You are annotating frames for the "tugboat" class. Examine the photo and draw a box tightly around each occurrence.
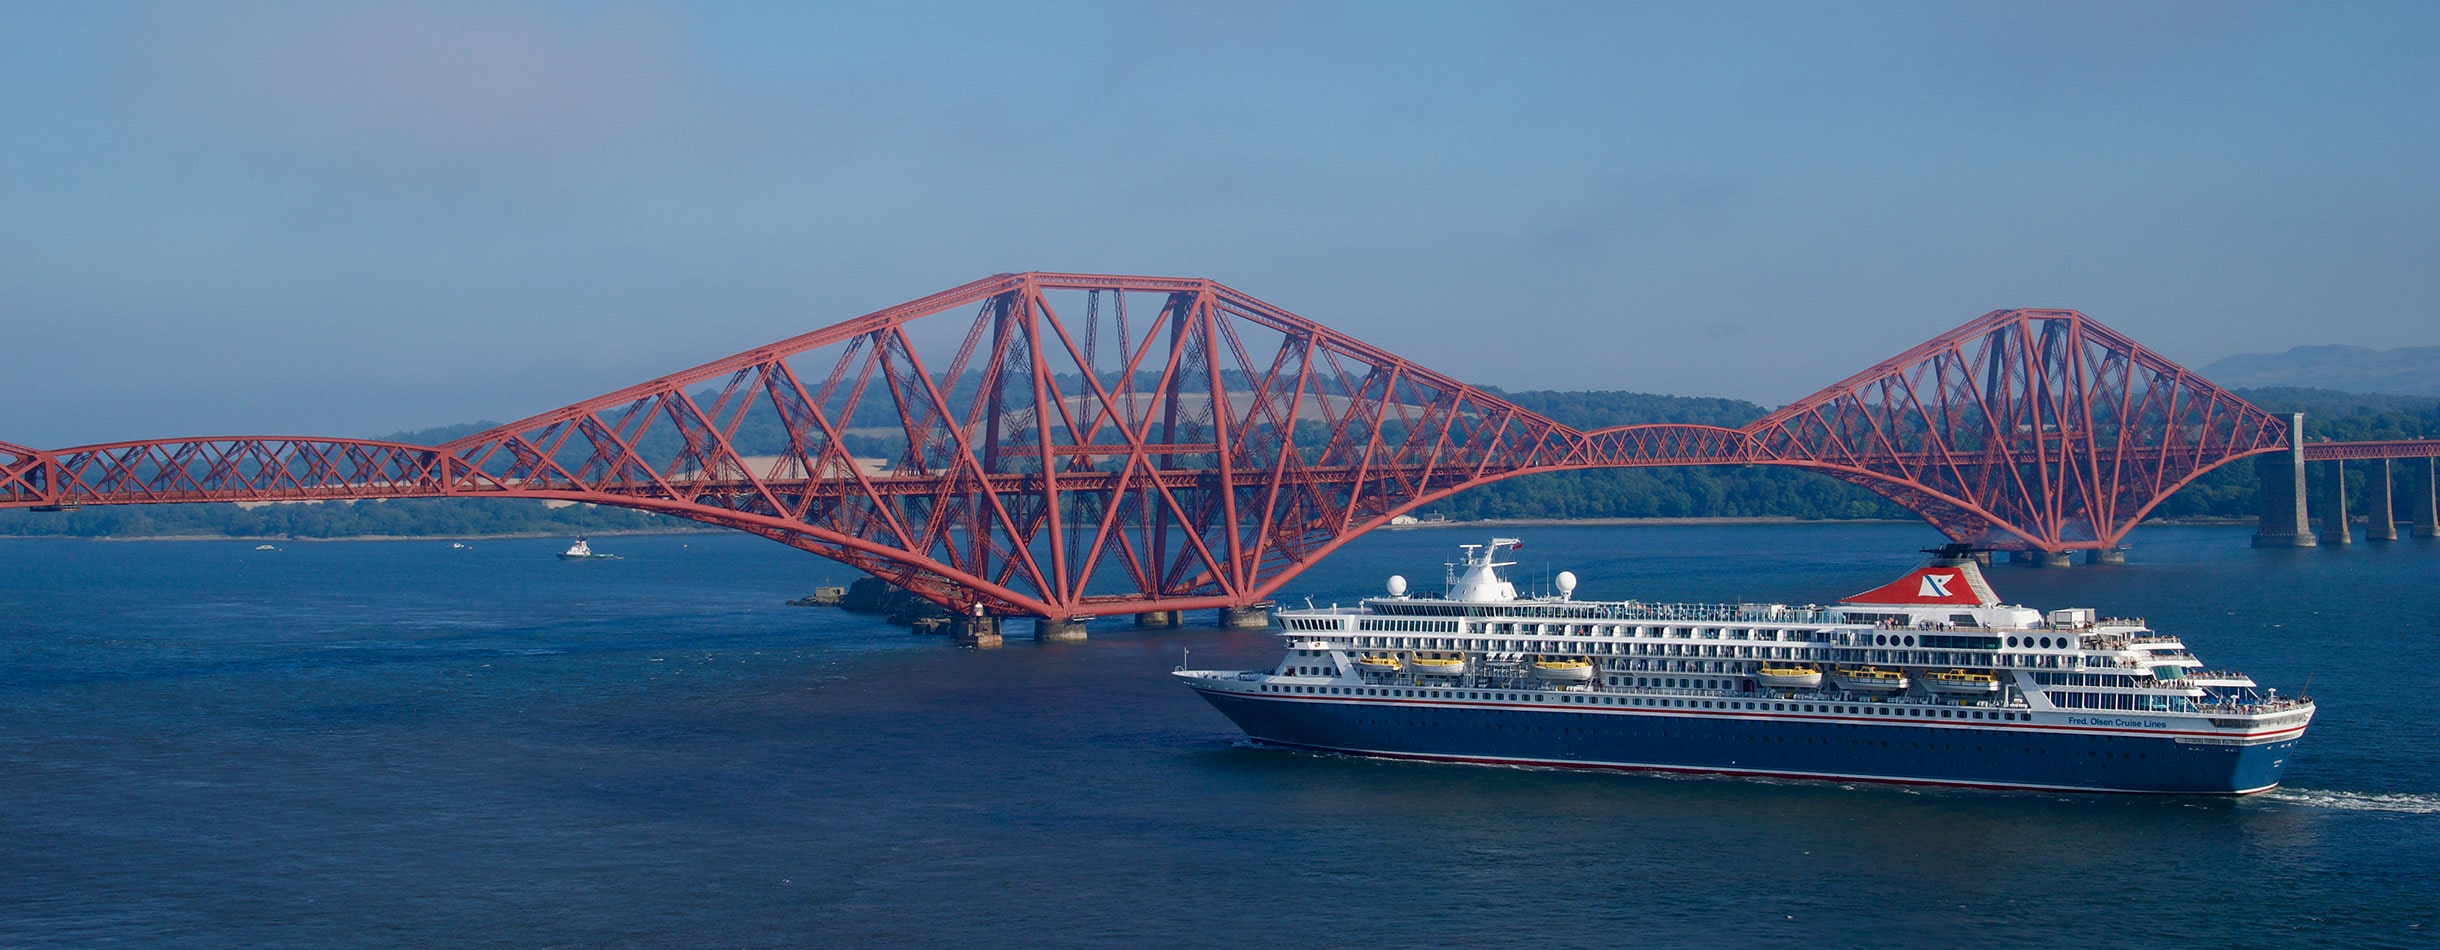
[557,538,622,561]
[1176,539,2314,794]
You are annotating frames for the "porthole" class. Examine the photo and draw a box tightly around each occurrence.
[1903,635,1916,647]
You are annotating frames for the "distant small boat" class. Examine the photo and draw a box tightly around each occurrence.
[450,542,469,550]
[253,544,278,551]
[558,539,621,561]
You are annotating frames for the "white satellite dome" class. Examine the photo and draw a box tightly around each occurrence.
[1554,571,1577,599]
[1386,574,1408,597]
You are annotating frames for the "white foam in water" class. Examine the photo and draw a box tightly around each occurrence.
[2261,788,2440,814]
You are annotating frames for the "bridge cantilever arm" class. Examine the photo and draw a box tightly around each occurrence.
[0,440,59,507]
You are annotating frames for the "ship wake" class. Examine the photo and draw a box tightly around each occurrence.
[2260,788,2440,814]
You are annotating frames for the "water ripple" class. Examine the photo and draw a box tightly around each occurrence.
[2260,787,2440,814]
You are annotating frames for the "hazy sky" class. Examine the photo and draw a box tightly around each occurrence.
[4,2,2435,446]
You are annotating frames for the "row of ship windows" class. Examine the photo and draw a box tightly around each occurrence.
[1346,638,1824,659]
[2050,691,2198,712]
[1255,684,2033,722]
[1342,721,2159,761]
[2035,672,2150,687]
[1288,619,1834,642]
[1304,622,2099,655]
[1334,638,2101,672]
[1475,623,1813,641]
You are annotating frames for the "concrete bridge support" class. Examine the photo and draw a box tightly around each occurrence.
[2411,459,2439,539]
[2253,413,2316,547]
[2007,549,2073,568]
[1134,611,1181,628]
[2318,460,2352,545]
[2366,459,2398,541]
[1218,605,1273,629]
[952,611,1002,648]
[2083,548,2127,565]
[1033,617,1089,642]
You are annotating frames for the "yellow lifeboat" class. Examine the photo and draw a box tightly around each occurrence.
[1529,656,1595,683]
[1924,669,2000,695]
[1831,666,1909,693]
[1753,665,1824,690]
[1410,653,1468,677]
[1355,653,1404,673]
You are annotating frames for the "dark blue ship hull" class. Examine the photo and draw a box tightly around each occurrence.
[1197,690,2293,794]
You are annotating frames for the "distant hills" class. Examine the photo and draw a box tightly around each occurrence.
[2201,345,2440,397]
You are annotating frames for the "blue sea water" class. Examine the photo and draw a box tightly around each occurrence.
[0,524,2435,948]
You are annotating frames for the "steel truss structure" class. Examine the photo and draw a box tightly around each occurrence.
[1,275,2403,617]
[1747,308,2289,551]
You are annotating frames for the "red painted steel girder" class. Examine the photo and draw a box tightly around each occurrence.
[2301,440,2440,461]
[0,283,2371,611]
[1743,308,2287,551]
[0,440,55,507]
[14,275,1606,618]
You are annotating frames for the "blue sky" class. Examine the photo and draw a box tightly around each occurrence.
[3,2,2434,445]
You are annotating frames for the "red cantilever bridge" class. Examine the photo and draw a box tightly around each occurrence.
[2,273,2433,622]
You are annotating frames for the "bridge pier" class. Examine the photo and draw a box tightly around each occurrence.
[1033,617,1089,642]
[951,610,1002,648]
[2007,550,2073,568]
[1218,605,1273,629]
[2367,459,2398,541]
[2317,460,2352,545]
[2416,459,2440,539]
[2082,548,2126,565]
[2253,413,2317,548]
[1134,611,1181,628]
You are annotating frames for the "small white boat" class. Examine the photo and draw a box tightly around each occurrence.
[1832,667,1909,693]
[1924,669,2000,694]
[1753,666,1824,690]
[1410,654,1467,677]
[1529,657,1595,683]
[450,542,469,550]
[253,544,278,551]
[558,539,622,561]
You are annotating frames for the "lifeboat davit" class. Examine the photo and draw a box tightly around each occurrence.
[1529,657,1595,683]
[1410,654,1467,677]
[1832,666,1909,693]
[1753,666,1824,690]
[1355,653,1404,673]
[1924,669,2000,694]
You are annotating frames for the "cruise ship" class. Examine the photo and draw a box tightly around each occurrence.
[1178,539,2311,794]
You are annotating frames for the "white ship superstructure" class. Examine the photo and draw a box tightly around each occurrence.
[1178,539,2312,794]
